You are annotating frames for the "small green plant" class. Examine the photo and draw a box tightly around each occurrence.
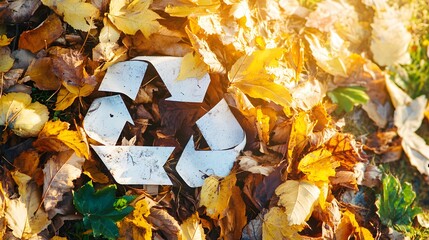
[73,181,136,240]
[327,86,369,113]
[376,174,422,232]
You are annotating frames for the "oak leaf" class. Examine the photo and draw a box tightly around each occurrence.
[42,150,84,212]
[275,180,320,225]
[4,171,51,239]
[108,0,161,37]
[41,0,99,31]
[33,120,90,159]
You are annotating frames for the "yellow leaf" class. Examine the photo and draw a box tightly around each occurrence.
[33,120,90,159]
[41,0,99,31]
[51,236,68,240]
[0,92,49,137]
[0,183,5,239]
[55,80,95,110]
[181,212,206,240]
[336,210,374,240]
[119,198,152,240]
[275,180,320,225]
[199,174,236,219]
[108,0,161,37]
[0,35,13,46]
[83,159,109,183]
[99,17,121,43]
[229,49,292,108]
[4,171,51,239]
[298,148,340,182]
[0,46,14,72]
[165,0,221,17]
[177,51,208,80]
[262,207,304,240]
[287,112,314,170]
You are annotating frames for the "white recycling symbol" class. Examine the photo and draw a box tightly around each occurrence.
[83,56,245,187]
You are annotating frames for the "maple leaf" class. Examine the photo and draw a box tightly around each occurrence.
[199,174,236,220]
[33,120,90,159]
[0,46,14,73]
[4,171,51,239]
[298,148,340,182]
[181,213,206,240]
[0,92,49,137]
[108,0,161,37]
[41,0,99,31]
[275,180,320,225]
[228,49,292,108]
[262,207,304,240]
[42,150,84,212]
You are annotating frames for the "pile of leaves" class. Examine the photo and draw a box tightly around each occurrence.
[1,0,429,239]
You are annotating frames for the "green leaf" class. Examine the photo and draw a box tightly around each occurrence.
[73,181,135,240]
[376,174,422,232]
[327,86,369,113]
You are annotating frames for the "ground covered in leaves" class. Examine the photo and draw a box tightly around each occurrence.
[1,0,429,239]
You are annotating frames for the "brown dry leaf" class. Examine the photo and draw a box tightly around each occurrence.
[324,133,363,171]
[33,120,90,159]
[148,207,182,239]
[0,184,5,239]
[0,46,14,73]
[83,158,109,183]
[287,111,314,172]
[18,14,63,53]
[262,207,304,240]
[336,210,374,240]
[4,171,51,239]
[13,150,42,181]
[26,57,62,90]
[219,185,247,239]
[181,212,206,240]
[42,150,84,212]
[108,0,161,37]
[275,180,320,225]
[41,0,99,31]
[199,174,236,220]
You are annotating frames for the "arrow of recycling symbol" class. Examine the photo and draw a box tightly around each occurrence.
[83,57,245,187]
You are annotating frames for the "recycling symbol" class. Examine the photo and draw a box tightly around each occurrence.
[83,56,246,187]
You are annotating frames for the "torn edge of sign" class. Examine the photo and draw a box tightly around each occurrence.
[83,95,133,145]
[92,145,175,185]
[133,56,211,103]
[176,99,246,187]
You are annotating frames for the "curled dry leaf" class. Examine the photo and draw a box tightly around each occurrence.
[42,150,84,212]
[18,14,64,53]
[0,92,49,137]
[33,120,90,159]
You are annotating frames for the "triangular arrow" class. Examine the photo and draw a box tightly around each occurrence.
[133,56,211,103]
[98,61,148,100]
[83,95,133,145]
[92,145,174,185]
[176,99,246,187]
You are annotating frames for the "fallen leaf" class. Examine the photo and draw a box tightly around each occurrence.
[336,210,374,240]
[26,57,62,90]
[41,0,99,31]
[181,213,206,240]
[18,14,63,53]
[119,198,152,240]
[4,171,51,239]
[33,120,90,159]
[298,148,340,182]
[147,207,182,239]
[275,180,320,225]
[13,150,41,180]
[83,158,109,183]
[0,46,14,72]
[262,207,304,240]
[42,150,84,212]
[177,51,208,80]
[241,212,263,240]
[165,0,220,17]
[219,184,247,239]
[0,183,5,239]
[55,81,95,110]
[199,174,236,220]
[108,0,161,37]
[0,92,49,137]
[0,34,13,46]
[287,111,314,171]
